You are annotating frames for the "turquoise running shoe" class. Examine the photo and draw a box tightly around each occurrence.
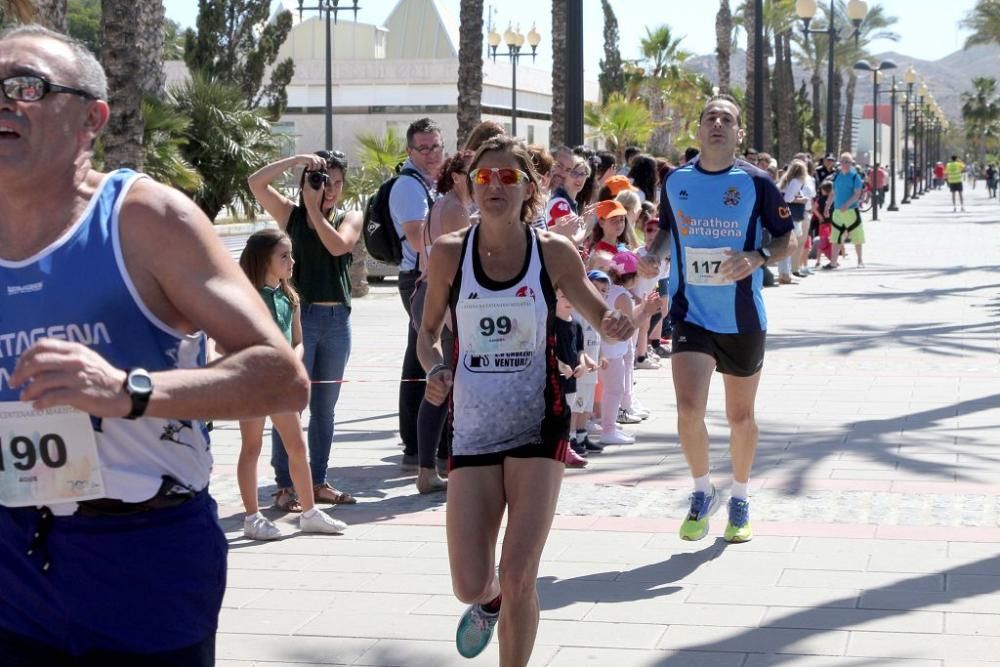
[679,484,721,541]
[455,602,499,658]
[724,497,753,543]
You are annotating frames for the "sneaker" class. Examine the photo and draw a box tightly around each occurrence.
[650,342,671,358]
[586,419,603,436]
[243,514,282,541]
[678,485,721,541]
[400,453,419,473]
[629,398,651,420]
[563,447,588,468]
[634,356,660,370]
[455,603,499,658]
[599,429,635,445]
[300,509,347,534]
[582,435,604,453]
[570,440,588,457]
[616,408,643,425]
[723,498,753,543]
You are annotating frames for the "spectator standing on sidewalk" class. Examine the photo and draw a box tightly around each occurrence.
[249,149,362,509]
[391,118,445,471]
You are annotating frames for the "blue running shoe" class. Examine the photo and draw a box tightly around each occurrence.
[679,484,721,541]
[724,497,753,543]
[455,602,499,658]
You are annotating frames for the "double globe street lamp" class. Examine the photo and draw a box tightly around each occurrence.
[901,65,918,204]
[853,59,896,220]
[487,22,542,138]
[795,0,870,155]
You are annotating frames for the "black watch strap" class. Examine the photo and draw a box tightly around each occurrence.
[123,368,153,420]
[757,248,770,262]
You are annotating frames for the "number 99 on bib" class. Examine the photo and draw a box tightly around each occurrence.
[456,297,538,356]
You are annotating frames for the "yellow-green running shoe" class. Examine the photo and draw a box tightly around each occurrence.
[724,497,753,543]
[679,484,721,541]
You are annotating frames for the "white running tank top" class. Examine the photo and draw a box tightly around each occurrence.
[449,224,566,456]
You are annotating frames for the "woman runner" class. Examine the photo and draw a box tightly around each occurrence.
[417,136,634,666]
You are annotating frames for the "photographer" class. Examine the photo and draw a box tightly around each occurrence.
[249,151,362,510]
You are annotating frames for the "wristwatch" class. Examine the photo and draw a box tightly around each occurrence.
[123,368,153,420]
[756,247,772,263]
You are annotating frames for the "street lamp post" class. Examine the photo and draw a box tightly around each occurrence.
[853,59,895,221]
[901,65,917,204]
[796,0,869,156]
[296,0,362,152]
[887,76,900,211]
[487,22,542,138]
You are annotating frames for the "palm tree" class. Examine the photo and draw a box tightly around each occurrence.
[456,0,483,149]
[550,0,567,146]
[716,0,733,94]
[33,0,64,31]
[101,0,144,170]
[640,24,693,155]
[961,77,1000,161]
[136,0,166,97]
[962,0,1000,48]
[584,93,657,160]
[140,96,202,192]
[169,74,287,221]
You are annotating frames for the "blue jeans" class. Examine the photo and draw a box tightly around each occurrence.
[272,303,351,488]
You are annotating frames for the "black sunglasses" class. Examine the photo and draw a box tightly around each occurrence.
[315,149,348,169]
[1,75,96,102]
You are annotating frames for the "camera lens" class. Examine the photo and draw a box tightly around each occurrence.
[308,171,328,190]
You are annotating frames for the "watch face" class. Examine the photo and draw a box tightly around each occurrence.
[128,371,153,393]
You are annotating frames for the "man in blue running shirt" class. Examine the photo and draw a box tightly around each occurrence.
[0,26,309,665]
[639,95,794,544]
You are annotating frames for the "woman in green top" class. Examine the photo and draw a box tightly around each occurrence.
[249,151,362,511]
[237,230,348,539]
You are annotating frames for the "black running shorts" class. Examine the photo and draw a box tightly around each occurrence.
[450,439,567,470]
[671,321,766,377]
[949,182,963,193]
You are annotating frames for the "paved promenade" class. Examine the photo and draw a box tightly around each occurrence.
[211,186,1000,666]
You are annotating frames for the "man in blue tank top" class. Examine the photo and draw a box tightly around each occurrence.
[0,26,309,665]
[639,95,795,545]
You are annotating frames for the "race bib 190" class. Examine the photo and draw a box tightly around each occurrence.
[456,297,537,356]
[685,247,733,286]
[0,403,105,508]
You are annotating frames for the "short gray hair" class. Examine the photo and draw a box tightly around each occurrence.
[0,24,108,100]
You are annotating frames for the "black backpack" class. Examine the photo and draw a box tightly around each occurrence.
[362,167,433,265]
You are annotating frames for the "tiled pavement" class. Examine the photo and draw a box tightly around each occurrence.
[210,186,1000,666]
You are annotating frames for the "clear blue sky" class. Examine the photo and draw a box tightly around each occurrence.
[164,0,976,76]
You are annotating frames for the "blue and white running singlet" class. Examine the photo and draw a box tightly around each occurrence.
[659,160,794,334]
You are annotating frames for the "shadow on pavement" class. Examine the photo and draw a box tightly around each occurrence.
[538,539,729,611]
[653,554,1000,664]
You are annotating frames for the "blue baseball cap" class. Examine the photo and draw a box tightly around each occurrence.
[587,269,610,282]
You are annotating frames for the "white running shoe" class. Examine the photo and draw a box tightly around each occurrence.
[300,509,347,534]
[634,356,661,370]
[617,407,643,424]
[630,398,651,419]
[586,419,603,436]
[600,429,636,445]
[243,514,282,540]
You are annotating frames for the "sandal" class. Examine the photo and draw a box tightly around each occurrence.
[272,487,302,513]
[314,483,357,505]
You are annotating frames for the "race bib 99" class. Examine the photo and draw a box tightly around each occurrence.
[456,297,537,356]
[0,403,104,507]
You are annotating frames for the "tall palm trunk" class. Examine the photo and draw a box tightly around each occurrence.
[101,0,145,170]
[715,0,732,94]
[831,69,843,153]
[32,0,66,32]
[456,0,483,149]
[774,29,798,162]
[840,70,857,154]
[136,0,165,97]
[811,69,823,145]
[762,33,773,155]
[744,0,756,148]
[550,0,567,146]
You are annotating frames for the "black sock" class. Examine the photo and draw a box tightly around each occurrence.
[481,593,502,614]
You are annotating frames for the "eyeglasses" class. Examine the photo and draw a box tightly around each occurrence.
[569,168,589,178]
[1,75,96,102]
[410,143,444,155]
[469,168,529,186]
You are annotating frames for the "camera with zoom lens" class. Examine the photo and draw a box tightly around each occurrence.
[307,170,329,190]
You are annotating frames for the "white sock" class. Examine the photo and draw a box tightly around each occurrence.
[245,511,263,521]
[731,480,749,501]
[693,474,712,495]
[302,507,319,518]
